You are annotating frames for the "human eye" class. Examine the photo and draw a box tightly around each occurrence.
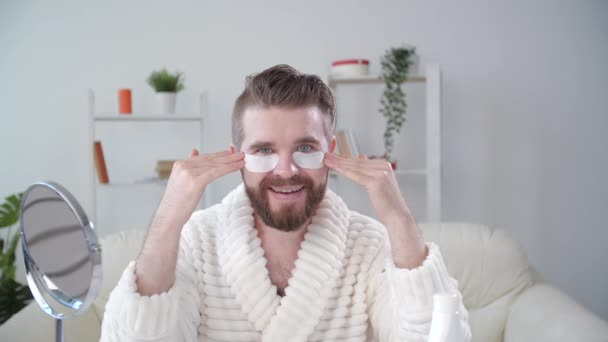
[257,147,273,154]
[297,144,314,153]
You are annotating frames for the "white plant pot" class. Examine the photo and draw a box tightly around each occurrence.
[156,92,177,114]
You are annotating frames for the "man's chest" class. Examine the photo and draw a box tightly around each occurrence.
[266,259,296,296]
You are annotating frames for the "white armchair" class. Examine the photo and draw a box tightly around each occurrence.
[1,223,606,341]
[421,223,608,341]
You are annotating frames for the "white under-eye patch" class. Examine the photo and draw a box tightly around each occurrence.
[293,151,325,169]
[244,151,325,173]
[244,154,279,173]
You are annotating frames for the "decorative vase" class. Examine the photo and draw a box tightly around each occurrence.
[156,92,177,114]
[118,88,132,114]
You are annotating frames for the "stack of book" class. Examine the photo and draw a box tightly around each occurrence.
[335,129,360,158]
[155,160,176,179]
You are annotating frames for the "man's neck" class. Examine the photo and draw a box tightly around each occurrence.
[254,214,310,296]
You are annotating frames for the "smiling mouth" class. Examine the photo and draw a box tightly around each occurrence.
[269,185,304,194]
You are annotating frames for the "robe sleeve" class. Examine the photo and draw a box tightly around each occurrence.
[100,220,203,342]
[367,241,472,341]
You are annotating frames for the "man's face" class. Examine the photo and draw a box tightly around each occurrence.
[238,106,335,232]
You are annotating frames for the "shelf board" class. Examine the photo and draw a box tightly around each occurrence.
[330,168,427,177]
[328,74,426,87]
[94,114,203,122]
[97,179,168,187]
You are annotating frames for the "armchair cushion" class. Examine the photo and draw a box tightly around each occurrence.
[505,283,608,341]
[92,229,146,320]
[419,223,534,342]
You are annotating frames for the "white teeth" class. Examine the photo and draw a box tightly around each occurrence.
[271,186,303,193]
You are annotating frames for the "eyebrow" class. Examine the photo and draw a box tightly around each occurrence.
[294,136,322,146]
[248,141,275,152]
[247,136,322,152]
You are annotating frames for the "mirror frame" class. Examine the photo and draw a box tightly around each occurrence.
[19,181,102,319]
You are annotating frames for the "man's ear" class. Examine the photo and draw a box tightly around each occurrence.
[329,136,337,153]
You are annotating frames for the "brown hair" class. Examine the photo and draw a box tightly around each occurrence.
[232,64,335,149]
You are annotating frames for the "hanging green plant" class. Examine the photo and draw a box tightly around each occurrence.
[379,46,416,164]
[0,192,33,324]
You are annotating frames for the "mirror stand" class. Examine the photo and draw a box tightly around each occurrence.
[56,319,64,342]
[20,181,102,342]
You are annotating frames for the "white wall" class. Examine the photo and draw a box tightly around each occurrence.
[1,0,607,319]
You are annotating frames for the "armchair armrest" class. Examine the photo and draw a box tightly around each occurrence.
[504,283,608,342]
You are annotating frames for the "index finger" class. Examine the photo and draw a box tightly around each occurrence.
[193,150,245,165]
[197,150,232,158]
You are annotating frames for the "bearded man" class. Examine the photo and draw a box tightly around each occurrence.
[101,64,471,342]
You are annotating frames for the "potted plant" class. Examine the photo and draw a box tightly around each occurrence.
[147,68,185,114]
[0,193,33,324]
[379,46,416,168]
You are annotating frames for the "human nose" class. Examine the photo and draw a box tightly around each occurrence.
[272,152,299,178]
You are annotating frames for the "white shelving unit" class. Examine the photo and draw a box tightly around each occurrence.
[93,115,203,122]
[328,64,441,222]
[87,90,208,234]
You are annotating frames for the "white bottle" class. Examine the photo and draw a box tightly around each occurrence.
[428,293,465,342]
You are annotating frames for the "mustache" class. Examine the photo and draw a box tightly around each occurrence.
[260,174,313,188]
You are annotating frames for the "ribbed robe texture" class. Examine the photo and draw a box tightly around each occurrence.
[101,184,470,341]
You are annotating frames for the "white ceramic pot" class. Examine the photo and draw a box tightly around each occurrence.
[156,92,177,114]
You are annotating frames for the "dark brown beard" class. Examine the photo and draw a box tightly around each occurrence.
[245,174,326,232]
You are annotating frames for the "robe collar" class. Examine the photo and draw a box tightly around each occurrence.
[216,183,350,341]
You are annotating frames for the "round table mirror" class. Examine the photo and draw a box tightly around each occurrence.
[19,182,102,342]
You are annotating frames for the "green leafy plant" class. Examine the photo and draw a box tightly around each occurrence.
[379,46,416,163]
[0,193,33,324]
[147,68,185,93]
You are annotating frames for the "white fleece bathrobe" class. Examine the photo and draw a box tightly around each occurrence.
[101,184,470,341]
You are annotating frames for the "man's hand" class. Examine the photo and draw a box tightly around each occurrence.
[155,149,245,229]
[136,148,244,296]
[324,152,427,269]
